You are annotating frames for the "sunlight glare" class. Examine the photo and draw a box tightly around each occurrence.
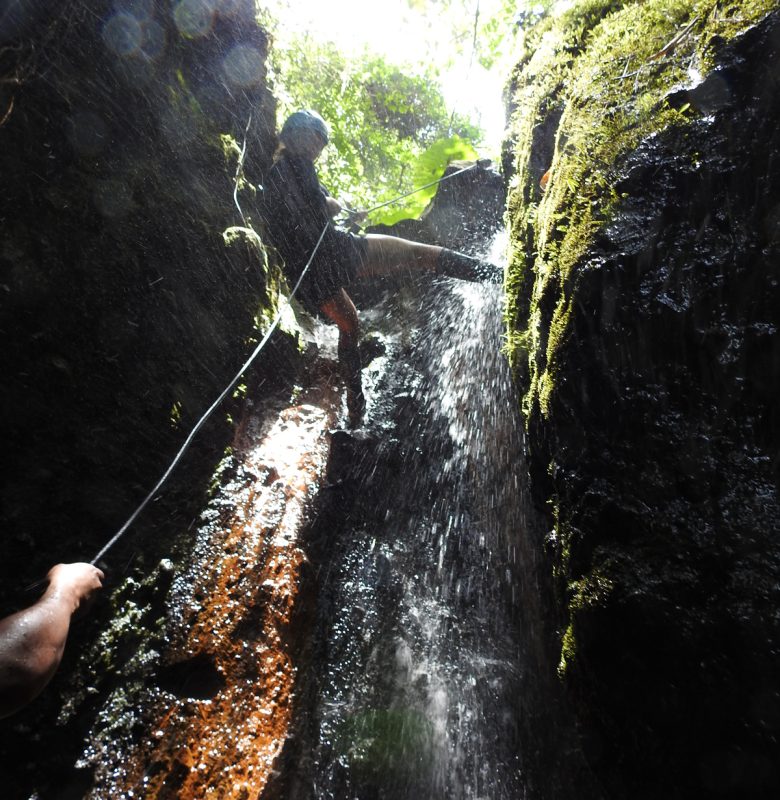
[265,0,509,156]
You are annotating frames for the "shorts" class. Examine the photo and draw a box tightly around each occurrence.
[294,228,368,314]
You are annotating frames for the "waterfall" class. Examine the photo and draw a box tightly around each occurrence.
[277,233,537,799]
[49,230,590,800]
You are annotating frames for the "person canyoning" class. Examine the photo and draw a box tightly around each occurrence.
[261,109,500,424]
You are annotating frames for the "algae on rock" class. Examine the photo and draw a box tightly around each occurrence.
[505,1,780,796]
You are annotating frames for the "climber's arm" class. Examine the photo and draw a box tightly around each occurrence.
[325,196,342,217]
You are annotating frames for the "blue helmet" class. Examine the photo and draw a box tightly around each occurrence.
[280,110,330,146]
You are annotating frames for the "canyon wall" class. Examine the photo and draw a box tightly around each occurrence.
[504,1,780,796]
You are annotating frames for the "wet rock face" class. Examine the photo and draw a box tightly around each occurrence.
[0,6,286,793]
[0,1,278,587]
[520,13,780,799]
[76,386,341,799]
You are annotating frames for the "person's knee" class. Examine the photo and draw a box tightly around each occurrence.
[336,304,359,339]
[320,291,359,339]
[339,319,359,343]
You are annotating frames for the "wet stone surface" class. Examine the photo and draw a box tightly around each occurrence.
[0,239,590,800]
[516,11,780,799]
[72,376,342,799]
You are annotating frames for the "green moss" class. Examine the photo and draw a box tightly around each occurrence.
[558,622,577,677]
[222,224,266,255]
[219,133,243,162]
[169,68,205,136]
[505,0,776,426]
[57,561,176,740]
[221,224,288,334]
[504,0,776,681]
[169,400,182,427]
[504,0,630,347]
[557,566,616,678]
[219,132,258,203]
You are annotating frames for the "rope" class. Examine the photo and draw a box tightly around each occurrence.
[90,222,329,565]
[232,113,252,226]
[89,159,482,565]
[353,162,478,218]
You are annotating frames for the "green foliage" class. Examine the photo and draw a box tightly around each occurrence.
[481,0,553,69]
[268,35,482,219]
[371,135,478,226]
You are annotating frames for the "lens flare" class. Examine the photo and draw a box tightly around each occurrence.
[140,19,166,60]
[173,0,217,38]
[222,44,264,89]
[102,12,143,57]
[112,0,155,21]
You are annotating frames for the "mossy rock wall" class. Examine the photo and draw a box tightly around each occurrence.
[0,0,283,592]
[505,1,780,796]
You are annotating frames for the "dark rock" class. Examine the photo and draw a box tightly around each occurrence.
[0,0,280,591]
[507,5,780,799]
[0,3,283,796]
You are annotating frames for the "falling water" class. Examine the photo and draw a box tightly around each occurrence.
[278,233,535,799]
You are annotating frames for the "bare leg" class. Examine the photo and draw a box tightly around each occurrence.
[359,234,442,278]
[359,234,500,283]
[319,289,365,423]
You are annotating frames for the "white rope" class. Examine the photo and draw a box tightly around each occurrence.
[232,113,252,226]
[351,162,477,218]
[90,222,329,565]
[90,160,481,564]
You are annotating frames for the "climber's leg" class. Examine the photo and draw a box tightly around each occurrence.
[360,234,501,284]
[319,289,365,423]
[359,234,440,277]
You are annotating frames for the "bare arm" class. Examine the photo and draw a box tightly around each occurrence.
[325,196,342,217]
[0,563,103,718]
[325,197,368,226]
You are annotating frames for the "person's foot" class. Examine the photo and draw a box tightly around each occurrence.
[436,249,502,284]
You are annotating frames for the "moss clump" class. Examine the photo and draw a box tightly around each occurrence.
[557,568,616,677]
[503,0,631,375]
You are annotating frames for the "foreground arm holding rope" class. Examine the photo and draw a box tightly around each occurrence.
[0,563,104,718]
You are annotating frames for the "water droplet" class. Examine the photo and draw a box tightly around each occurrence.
[222,44,264,89]
[173,0,217,38]
[102,12,143,56]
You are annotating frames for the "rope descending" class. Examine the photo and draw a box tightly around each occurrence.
[90,160,483,565]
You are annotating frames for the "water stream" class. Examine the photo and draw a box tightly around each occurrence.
[45,230,588,800]
[277,234,537,799]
